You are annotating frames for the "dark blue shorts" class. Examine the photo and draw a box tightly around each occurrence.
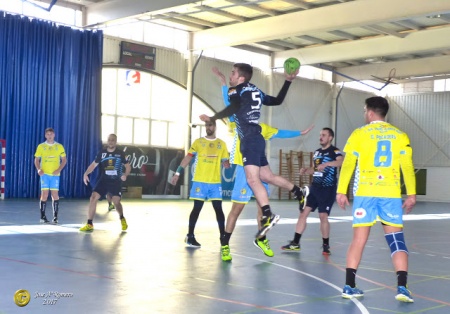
[240,135,268,167]
[304,185,337,215]
[94,179,122,198]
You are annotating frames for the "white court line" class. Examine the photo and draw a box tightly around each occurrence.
[231,253,370,314]
[235,213,450,226]
[1,213,450,235]
[0,222,119,235]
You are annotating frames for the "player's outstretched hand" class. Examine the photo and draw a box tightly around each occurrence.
[300,124,314,136]
[212,67,227,86]
[285,68,299,81]
[199,114,211,122]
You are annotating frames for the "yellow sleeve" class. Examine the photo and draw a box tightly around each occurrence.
[399,135,416,195]
[337,153,357,194]
[188,139,199,155]
[34,144,42,157]
[260,123,278,140]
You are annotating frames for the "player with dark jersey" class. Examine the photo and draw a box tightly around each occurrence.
[282,128,343,255]
[80,134,131,232]
[200,63,307,239]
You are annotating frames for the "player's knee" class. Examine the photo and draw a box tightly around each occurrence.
[385,231,408,257]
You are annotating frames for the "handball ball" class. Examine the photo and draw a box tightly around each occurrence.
[284,57,301,75]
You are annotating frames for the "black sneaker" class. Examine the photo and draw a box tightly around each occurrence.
[40,216,49,223]
[299,186,309,211]
[281,241,300,251]
[322,244,331,255]
[255,214,280,239]
[185,234,201,248]
[52,217,58,224]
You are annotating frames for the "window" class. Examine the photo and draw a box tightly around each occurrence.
[101,68,229,149]
[434,78,450,92]
[1,0,82,27]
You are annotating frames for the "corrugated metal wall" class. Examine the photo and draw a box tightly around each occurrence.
[389,93,450,167]
[336,88,374,149]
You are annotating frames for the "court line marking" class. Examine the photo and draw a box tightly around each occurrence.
[0,213,449,235]
[231,253,370,314]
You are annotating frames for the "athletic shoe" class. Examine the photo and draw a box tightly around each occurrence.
[40,216,49,223]
[221,245,232,261]
[342,285,364,299]
[254,239,274,257]
[281,241,300,251]
[395,286,414,303]
[121,218,128,231]
[52,217,58,224]
[255,214,280,239]
[108,203,115,211]
[299,186,309,211]
[185,234,201,248]
[322,244,331,255]
[79,223,94,232]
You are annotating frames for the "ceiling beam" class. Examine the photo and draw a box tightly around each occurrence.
[328,30,359,40]
[279,0,312,10]
[226,0,277,16]
[333,55,450,82]
[85,0,198,26]
[195,5,248,22]
[273,26,450,68]
[192,0,450,50]
[362,25,407,38]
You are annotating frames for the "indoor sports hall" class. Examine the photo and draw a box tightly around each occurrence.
[0,199,449,313]
[1,1,450,313]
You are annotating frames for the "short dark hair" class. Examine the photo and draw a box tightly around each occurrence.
[322,127,334,138]
[205,120,216,127]
[233,63,253,82]
[45,128,54,133]
[365,96,389,117]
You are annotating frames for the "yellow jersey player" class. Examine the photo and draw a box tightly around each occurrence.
[34,128,67,224]
[171,120,230,248]
[336,96,416,302]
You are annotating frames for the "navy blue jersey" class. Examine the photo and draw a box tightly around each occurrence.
[224,80,291,140]
[312,145,343,187]
[228,82,265,139]
[95,148,129,181]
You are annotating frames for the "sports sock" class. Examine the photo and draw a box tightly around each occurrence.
[323,238,329,246]
[397,271,408,287]
[290,185,301,199]
[293,233,302,244]
[40,201,47,218]
[261,205,271,217]
[221,232,232,246]
[87,219,93,225]
[52,200,59,218]
[345,268,357,288]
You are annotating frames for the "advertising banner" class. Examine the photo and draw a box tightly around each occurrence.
[114,145,235,199]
